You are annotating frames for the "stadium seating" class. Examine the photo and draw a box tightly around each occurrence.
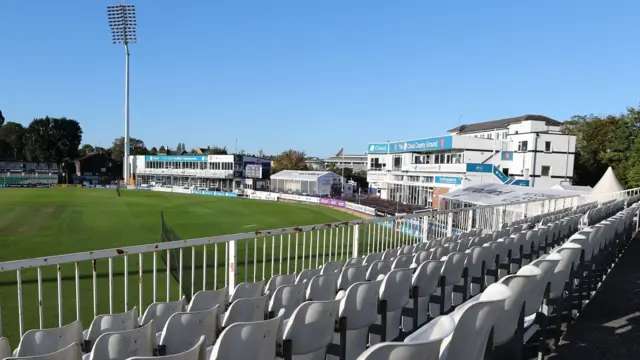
[3,196,638,360]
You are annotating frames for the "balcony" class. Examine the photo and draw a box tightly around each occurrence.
[401,163,466,173]
[135,168,234,179]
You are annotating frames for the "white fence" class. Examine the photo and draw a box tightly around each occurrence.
[0,186,637,343]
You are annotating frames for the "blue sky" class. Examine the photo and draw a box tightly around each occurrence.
[1,0,638,157]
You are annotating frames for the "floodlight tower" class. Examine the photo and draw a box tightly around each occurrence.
[107,3,137,183]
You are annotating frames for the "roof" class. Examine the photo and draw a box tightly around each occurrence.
[270,170,339,181]
[75,152,110,162]
[440,183,578,206]
[550,183,592,193]
[325,154,367,162]
[590,167,624,195]
[448,114,563,134]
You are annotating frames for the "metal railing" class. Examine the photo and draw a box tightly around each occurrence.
[0,189,631,344]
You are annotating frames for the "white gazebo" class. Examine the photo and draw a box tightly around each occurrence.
[270,170,343,196]
[590,167,624,195]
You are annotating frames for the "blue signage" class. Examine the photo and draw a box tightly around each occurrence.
[465,163,493,173]
[367,143,389,154]
[191,189,238,198]
[501,151,514,161]
[493,167,509,183]
[367,136,453,154]
[435,176,462,185]
[145,155,208,162]
[511,179,530,187]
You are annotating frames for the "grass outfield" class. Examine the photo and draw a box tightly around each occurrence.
[0,188,359,345]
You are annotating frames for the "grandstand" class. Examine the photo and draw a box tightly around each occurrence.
[0,186,637,359]
[0,160,59,187]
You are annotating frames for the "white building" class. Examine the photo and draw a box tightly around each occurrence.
[366,114,576,208]
[130,154,272,191]
[270,170,346,196]
[305,153,368,172]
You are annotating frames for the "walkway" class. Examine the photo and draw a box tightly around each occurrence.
[548,233,640,359]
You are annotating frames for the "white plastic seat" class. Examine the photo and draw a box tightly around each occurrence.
[381,249,398,261]
[492,266,541,356]
[6,343,82,360]
[344,257,364,267]
[139,298,186,342]
[268,282,306,319]
[158,306,218,357]
[210,313,282,360]
[230,281,264,302]
[337,266,367,291]
[365,260,391,281]
[439,283,513,360]
[264,274,296,298]
[187,287,228,326]
[127,336,205,360]
[14,320,83,357]
[360,315,455,360]
[391,255,413,270]
[89,321,157,360]
[431,252,467,317]
[370,268,413,344]
[1,337,11,359]
[464,246,491,296]
[402,259,445,332]
[281,300,340,360]
[295,268,321,292]
[321,261,343,275]
[399,246,413,256]
[412,251,429,268]
[550,243,583,300]
[222,295,267,328]
[329,280,383,360]
[306,273,339,301]
[84,308,139,351]
[363,253,382,266]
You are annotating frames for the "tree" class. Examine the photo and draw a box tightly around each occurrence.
[205,145,227,155]
[0,122,26,160]
[257,149,265,158]
[80,144,95,155]
[273,149,308,171]
[110,137,148,161]
[149,146,158,155]
[0,110,5,128]
[176,143,186,152]
[23,116,82,177]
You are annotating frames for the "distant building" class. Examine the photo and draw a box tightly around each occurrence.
[305,149,367,172]
[0,160,59,187]
[270,170,350,196]
[73,152,118,185]
[366,114,576,208]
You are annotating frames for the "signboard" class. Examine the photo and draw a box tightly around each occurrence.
[435,176,462,185]
[501,151,514,161]
[145,155,207,162]
[466,163,493,173]
[368,136,453,154]
[245,164,263,179]
[319,198,346,208]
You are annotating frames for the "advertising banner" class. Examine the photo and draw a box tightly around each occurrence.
[191,189,238,198]
[345,202,376,215]
[319,198,346,208]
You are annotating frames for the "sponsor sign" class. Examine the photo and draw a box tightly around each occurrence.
[279,194,320,203]
[191,189,238,198]
[249,192,279,201]
[319,198,346,208]
[367,143,390,154]
[145,155,208,162]
[465,163,493,173]
[345,202,376,215]
[435,176,462,185]
[493,167,509,183]
[511,179,530,187]
[501,151,514,161]
[367,136,453,154]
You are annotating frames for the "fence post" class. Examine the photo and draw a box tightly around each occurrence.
[466,209,473,232]
[352,225,359,258]
[228,240,237,291]
[422,215,429,243]
[447,212,453,237]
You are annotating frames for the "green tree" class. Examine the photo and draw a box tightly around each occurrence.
[273,149,308,171]
[0,110,5,128]
[159,145,166,153]
[80,144,95,155]
[205,145,228,155]
[0,122,26,160]
[110,137,148,161]
[149,146,158,155]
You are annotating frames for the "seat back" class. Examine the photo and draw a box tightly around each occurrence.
[392,255,413,270]
[230,281,264,302]
[0,337,11,359]
[550,243,582,299]
[90,321,156,360]
[527,253,562,316]
[365,260,392,281]
[321,261,343,275]
[338,265,367,290]
[440,283,512,360]
[441,253,467,286]
[16,320,83,357]
[412,251,429,267]
[295,268,321,287]
[187,287,229,314]
[493,266,541,345]
[127,336,205,360]
[159,306,218,355]
[306,273,338,301]
[412,260,445,298]
[339,280,383,330]
[86,307,139,350]
[269,282,306,319]
[380,269,413,312]
[283,300,340,356]
[344,257,364,267]
[264,274,296,297]
[6,343,82,360]
[223,295,268,327]
[140,298,186,332]
[211,314,282,360]
[363,252,382,266]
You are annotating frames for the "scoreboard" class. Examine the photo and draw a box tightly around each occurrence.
[245,164,263,178]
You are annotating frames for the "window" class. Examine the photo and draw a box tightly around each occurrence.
[503,168,509,176]
[517,141,528,152]
[393,155,402,170]
[545,141,552,152]
[541,166,550,177]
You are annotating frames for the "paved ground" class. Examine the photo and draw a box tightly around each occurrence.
[547,233,640,359]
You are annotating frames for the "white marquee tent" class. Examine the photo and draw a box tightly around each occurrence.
[440,183,582,206]
[270,170,343,196]
[590,167,624,196]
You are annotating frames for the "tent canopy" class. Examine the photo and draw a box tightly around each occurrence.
[590,167,624,195]
[440,183,581,206]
